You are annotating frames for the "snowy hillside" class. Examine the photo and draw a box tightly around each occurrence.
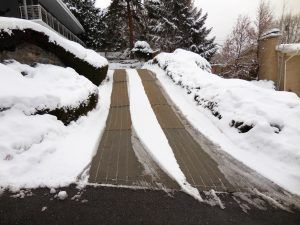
[144,49,300,195]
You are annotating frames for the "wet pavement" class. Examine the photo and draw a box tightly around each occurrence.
[1,185,299,225]
[89,69,178,189]
[137,69,233,192]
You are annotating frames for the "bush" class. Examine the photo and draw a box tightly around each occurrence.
[0,29,108,86]
[132,41,154,61]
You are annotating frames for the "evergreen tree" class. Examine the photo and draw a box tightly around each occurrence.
[63,0,216,59]
[103,0,143,51]
[103,0,127,51]
[187,8,217,60]
[145,0,178,52]
[145,0,217,60]
[63,0,106,49]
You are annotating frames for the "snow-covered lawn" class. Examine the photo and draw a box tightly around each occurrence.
[0,64,113,190]
[144,49,300,196]
[127,69,201,200]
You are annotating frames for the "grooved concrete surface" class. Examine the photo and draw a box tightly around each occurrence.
[137,69,234,192]
[89,70,178,190]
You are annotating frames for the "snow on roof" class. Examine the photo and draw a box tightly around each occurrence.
[0,17,108,69]
[276,43,300,55]
[260,28,281,41]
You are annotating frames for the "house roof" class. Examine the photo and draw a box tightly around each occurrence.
[277,44,300,55]
[39,0,84,34]
[259,28,281,41]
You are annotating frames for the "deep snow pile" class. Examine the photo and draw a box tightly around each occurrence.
[250,80,275,90]
[144,49,300,195]
[127,69,201,200]
[0,17,108,68]
[0,61,98,113]
[0,64,113,190]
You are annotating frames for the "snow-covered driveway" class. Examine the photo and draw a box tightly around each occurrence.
[88,68,300,208]
[88,69,179,192]
[89,69,233,200]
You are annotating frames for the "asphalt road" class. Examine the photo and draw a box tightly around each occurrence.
[1,185,300,225]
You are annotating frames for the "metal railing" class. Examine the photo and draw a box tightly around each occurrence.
[20,4,85,46]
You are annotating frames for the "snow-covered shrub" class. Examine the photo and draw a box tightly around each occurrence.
[153,49,211,73]
[0,17,108,85]
[146,49,300,194]
[0,60,98,125]
[132,41,154,61]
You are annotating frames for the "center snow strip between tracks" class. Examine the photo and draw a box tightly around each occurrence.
[126,69,202,201]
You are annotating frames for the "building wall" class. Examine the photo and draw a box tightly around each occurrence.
[285,55,300,97]
[258,36,280,84]
[0,0,20,18]
[277,53,285,91]
[0,42,64,66]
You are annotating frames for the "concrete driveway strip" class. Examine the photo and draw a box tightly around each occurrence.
[89,69,179,190]
[137,69,234,192]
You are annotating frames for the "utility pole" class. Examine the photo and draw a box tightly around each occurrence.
[126,0,135,58]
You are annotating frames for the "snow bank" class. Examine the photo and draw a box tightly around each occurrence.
[0,61,97,113]
[0,71,113,189]
[144,49,300,195]
[250,80,275,90]
[126,69,201,201]
[0,17,108,68]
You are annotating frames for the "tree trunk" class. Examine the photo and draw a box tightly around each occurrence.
[126,0,134,58]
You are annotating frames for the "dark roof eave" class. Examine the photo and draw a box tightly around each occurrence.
[40,0,85,34]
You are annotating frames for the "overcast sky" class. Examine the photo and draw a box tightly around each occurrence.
[95,0,300,44]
